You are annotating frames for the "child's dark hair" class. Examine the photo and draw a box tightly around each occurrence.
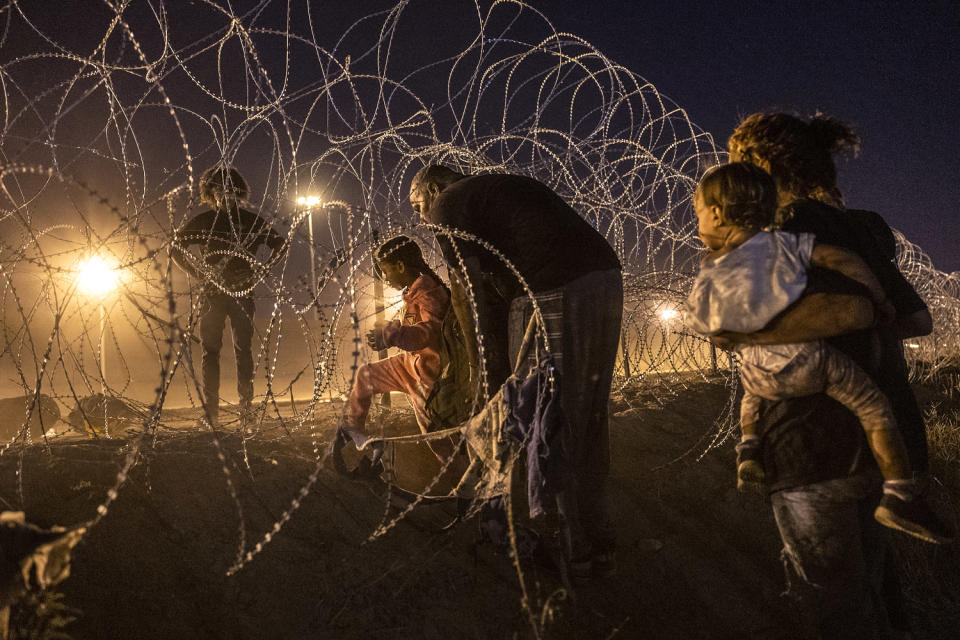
[374,235,449,293]
[728,112,860,206]
[199,166,249,209]
[696,162,778,229]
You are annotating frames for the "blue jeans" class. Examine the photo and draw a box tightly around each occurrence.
[771,472,903,639]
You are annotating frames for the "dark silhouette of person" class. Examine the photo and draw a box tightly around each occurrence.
[173,166,285,427]
[720,112,941,639]
[411,165,622,578]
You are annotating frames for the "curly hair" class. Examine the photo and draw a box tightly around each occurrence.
[727,112,860,206]
[696,162,778,230]
[199,166,249,210]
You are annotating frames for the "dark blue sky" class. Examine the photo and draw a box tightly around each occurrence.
[4,1,957,270]
[551,0,960,272]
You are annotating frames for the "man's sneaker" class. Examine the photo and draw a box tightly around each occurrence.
[874,494,954,544]
[736,439,765,490]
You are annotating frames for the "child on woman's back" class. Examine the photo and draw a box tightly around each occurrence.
[685,162,950,544]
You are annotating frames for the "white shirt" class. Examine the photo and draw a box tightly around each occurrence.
[684,231,815,335]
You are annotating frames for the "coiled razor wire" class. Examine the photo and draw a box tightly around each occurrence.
[0,1,957,637]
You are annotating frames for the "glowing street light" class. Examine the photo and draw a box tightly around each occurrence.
[76,255,119,297]
[659,307,679,322]
[75,254,120,399]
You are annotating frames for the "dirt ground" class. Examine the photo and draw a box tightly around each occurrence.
[2,375,959,639]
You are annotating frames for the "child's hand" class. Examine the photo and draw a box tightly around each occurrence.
[366,326,387,351]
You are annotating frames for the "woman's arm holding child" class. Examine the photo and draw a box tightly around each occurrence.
[711,292,875,348]
[810,243,896,324]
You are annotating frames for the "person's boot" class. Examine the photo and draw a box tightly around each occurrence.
[239,399,254,434]
[203,405,218,428]
[874,493,954,544]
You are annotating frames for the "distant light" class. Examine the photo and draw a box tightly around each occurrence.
[906,343,920,349]
[297,195,321,207]
[386,291,403,306]
[76,255,119,297]
[659,307,679,322]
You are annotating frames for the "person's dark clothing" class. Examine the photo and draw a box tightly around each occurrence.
[758,198,925,638]
[200,293,256,422]
[427,174,623,559]
[771,472,898,639]
[427,174,620,297]
[177,206,283,423]
[511,269,624,555]
[778,202,923,317]
[760,393,872,494]
[176,206,284,292]
[760,198,930,490]
[427,173,621,392]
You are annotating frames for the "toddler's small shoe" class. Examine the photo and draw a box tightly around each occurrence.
[736,438,765,491]
[874,493,953,544]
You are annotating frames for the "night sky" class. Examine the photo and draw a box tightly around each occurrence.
[551,0,960,272]
[3,1,958,270]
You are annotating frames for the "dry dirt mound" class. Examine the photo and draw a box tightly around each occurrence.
[1,378,958,639]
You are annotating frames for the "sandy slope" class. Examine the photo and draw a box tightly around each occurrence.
[1,377,957,639]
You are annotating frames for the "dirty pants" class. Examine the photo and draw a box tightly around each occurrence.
[200,291,255,424]
[771,472,900,639]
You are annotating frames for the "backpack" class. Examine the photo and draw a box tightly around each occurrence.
[423,307,477,431]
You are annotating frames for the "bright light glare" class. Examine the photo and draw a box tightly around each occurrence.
[76,255,119,297]
[297,195,321,207]
[386,291,404,306]
[659,307,679,322]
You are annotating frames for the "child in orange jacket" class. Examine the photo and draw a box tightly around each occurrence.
[341,236,451,454]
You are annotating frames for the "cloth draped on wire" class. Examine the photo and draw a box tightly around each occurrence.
[457,289,569,519]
